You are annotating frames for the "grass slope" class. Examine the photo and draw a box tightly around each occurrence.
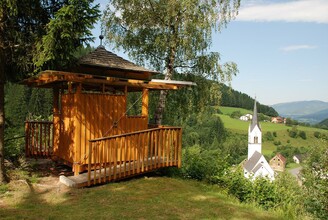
[219,106,328,157]
[0,176,281,220]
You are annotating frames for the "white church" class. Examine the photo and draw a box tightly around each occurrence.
[243,99,275,181]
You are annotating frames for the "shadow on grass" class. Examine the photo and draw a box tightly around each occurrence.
[1,164,281,220]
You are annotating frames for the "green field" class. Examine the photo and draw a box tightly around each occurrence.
[219,106,328,157]
[219,106,253,116]
[0,176,282,220]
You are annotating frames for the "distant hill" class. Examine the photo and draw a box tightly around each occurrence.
[220,84,278,117]
[294,108,328,124]
[272,100,328,124]
[318,118,328,129]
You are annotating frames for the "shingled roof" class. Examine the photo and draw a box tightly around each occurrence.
[74,46,158,79]
[244,151,263,172]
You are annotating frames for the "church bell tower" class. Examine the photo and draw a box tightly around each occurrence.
[248,99,262,159]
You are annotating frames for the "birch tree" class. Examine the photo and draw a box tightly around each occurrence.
[103,0,240,125]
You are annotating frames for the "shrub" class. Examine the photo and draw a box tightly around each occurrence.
[182,146,228,183]
[273,131,277,137]
[230,110,242,119]
[289,126,298,138]
[265,131,274,141]
[298,130,307,140]
[273,140,281,146]
[313,131,321,139]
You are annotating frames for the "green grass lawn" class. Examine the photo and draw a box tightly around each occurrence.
[219,106,252,116]
[286,162,302,171]
[0,176,283,220]
[219,106,328,157]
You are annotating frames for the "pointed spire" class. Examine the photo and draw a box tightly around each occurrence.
[250,97,260,131]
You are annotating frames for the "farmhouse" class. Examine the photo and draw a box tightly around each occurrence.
[271,116,285,124]
[22,45,195,187]
[269,153,286,172]
[239,113,252,121]
[243,100,275,181]
[293,154,302,164]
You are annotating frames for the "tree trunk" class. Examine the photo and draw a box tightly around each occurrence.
[154,51,175,125]
[0,9,6,184]
[0,50,6,184]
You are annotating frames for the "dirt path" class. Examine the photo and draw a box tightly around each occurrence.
[0,158,75,209]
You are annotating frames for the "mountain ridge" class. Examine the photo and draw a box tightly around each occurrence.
[271,100,328,124]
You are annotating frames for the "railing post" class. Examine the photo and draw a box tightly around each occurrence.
[25,122,29,157]
[88,141,92,186]
[178,128,182,168]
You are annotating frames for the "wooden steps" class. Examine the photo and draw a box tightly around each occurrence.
[60,156,176,188]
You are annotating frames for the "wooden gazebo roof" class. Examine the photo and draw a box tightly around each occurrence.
[72,46,158,80]
[22,47,195,91]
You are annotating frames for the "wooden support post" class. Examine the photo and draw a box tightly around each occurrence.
[142,88,149,118]
[25,122,29,157]
[53,87,60,157]
[142,89,149,118]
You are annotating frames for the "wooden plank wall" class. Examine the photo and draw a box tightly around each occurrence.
[57,92,148,169]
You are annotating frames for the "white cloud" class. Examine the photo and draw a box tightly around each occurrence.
[237,0,328,23]
[281,44,317,52]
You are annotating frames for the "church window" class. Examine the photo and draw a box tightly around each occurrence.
[254,136,258,143]
[278,163,280,166]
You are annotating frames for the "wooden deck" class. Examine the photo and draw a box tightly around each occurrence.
[60,156,174,188]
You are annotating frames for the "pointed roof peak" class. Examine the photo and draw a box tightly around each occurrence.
[250,98,260,131]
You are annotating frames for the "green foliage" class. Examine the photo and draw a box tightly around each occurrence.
[302,139,328,219]
[288,126,298,138]
[265,132,274,141]
[273,140,281,146]
[230,110,242,119]
[0,183,9,195]
[219,84,278,117]
[317,118,328,130]
[104,0,239,76]
[103,0,240,123]
[273,172,306,218]
[250,178,276,210]
[34,0,100,70]
[4,84,54,159]
[221,133,247,165]
[298,130,307,140]
[285,118,298,126]
[182,108,226,148]
[223,167,252,202]
[313,131,321,138]
[222,169,306,218]
[272,145,307,165]
[182,146,229,183]
[273,131,277,137]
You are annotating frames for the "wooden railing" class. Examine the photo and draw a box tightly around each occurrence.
[25,121,53,157]
[87,127,182,186]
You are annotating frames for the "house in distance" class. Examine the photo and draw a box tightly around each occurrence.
[270,153,287,172]
[23,44,195,187]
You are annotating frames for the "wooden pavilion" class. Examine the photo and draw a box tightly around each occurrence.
[23,46,195,187]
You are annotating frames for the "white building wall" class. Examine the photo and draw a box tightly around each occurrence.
[248,125,262,159]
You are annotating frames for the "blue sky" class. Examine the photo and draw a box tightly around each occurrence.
[91,0,328,105]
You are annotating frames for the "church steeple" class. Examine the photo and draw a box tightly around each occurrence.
[247,97,262,159]
[250,98,261,132]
